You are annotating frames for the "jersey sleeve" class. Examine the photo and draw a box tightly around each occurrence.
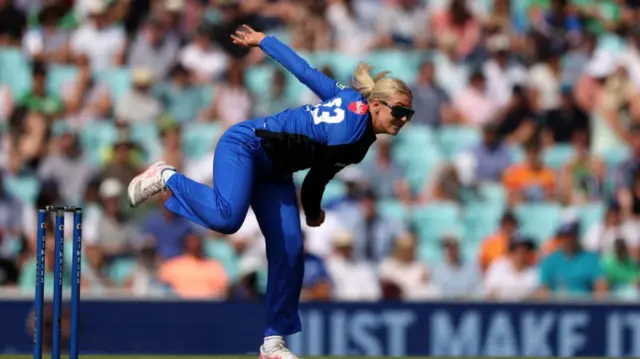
[301,161,342,219]
[259,36,345,102]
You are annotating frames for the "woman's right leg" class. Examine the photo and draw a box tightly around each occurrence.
[128,134,255,234]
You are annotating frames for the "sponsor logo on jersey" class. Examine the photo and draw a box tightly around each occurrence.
[336,82,347,90]
[348,101,368,115]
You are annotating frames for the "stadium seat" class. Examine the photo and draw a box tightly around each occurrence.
[94,67,131,102]
[364,50,420,83]
[129,121,162,163]
[463,201,503,244]
[514,202,562,244]
[321,181,346,206]
[3,173,40,204]
[396,123,435,144]
[311,51,360,84]
[438,126,481,160]
[79,120,118,166]
[47,65,78,93]
[401,148,444,194]
[244,64,274,95]
[376,199,409,222]
[477,182,507,211]
[412,202,463,243]
[578,202,605,237]
[108,257,137,286]
[542,144,575,170]
[182,122,222,160]
[0,47,31,95]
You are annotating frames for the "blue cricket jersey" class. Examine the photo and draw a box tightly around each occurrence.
[254,36,377,218]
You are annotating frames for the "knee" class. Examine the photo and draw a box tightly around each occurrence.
[212,218,243,235]
[209,213,244,235]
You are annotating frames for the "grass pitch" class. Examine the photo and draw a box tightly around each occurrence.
[5,356,434,359]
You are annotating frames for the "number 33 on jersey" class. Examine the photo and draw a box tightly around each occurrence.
[308,97,369,125]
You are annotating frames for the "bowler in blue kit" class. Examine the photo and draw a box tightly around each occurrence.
[127,25,414,359]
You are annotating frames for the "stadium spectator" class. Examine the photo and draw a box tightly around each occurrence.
[583,201,639,258]
[22,5,71,63]
[253,69,292,117]
[326,230,380,301]
[142,195,198,260]
[575,50,629,156]
[431,234,481,298]
[467,122,512,184]
[18,62,63,117]
[301,246,332,301]
[0,0,26,46]
[453,68,498,127]
[483,33,527,109]
[61,53,113,128]
[378,233,439,300]
[539,222,608,299]
[89,178,142,258]
[478,211,520,271]
[37,128,95,206]
[483,235,539,300]
[178,23,228,84]
[336,189,405,262]
[541,86,590,146]
[615,124,640,218]
[602,238,639,292]
[124,244,170,297]
[115,67,162,123]
[70,0,126,70]
[99,132,142,187]
[558,130,605,205]
[375,0,428,49]
[410,59,456,127]
[362,137,409,199]
[127,15,180,80]
[154,64,207,124]
[503,139,556,205]
[159,231,229,299]
[431,0,481,60]
[201,60,252,125]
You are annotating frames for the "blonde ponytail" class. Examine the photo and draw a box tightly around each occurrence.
[351,62,412,102]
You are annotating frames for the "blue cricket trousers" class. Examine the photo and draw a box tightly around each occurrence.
[164,119,304,337]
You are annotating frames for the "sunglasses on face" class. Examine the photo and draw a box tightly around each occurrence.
[379,100,415,121]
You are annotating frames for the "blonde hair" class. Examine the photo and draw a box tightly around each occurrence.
[352,62,412,102]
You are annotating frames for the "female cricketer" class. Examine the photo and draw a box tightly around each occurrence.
[127,25,414,359]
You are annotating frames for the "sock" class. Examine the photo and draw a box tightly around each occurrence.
[263,335,284,352]
[161,169,176,185]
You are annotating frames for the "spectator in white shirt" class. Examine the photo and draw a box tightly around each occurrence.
[179,24,228,84]
[379,233,440,300]
[326,230,380,301]
[70,0,125,71]
[483,235,539,300]
[482,33,527,109]
[115,68,162,123]
[584,202,640,259]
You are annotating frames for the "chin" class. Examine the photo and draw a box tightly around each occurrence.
[387,126,401,135]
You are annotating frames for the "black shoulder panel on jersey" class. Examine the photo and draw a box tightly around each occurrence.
[256,119,376,218]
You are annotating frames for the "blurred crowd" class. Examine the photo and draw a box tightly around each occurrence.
[1,0,640,302]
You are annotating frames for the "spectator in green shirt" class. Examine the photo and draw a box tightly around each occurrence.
[603,238,639,289]
[17,62,63,117]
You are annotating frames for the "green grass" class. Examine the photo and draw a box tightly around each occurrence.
[3,356,434,359]
[0,358,498,359]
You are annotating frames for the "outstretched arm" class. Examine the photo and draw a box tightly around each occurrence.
[231,25,344,101]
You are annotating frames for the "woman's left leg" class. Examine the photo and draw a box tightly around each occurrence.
[250,178,304,358]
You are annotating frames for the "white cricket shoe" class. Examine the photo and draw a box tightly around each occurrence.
[259,342,299,359]
[127,160,176,207]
